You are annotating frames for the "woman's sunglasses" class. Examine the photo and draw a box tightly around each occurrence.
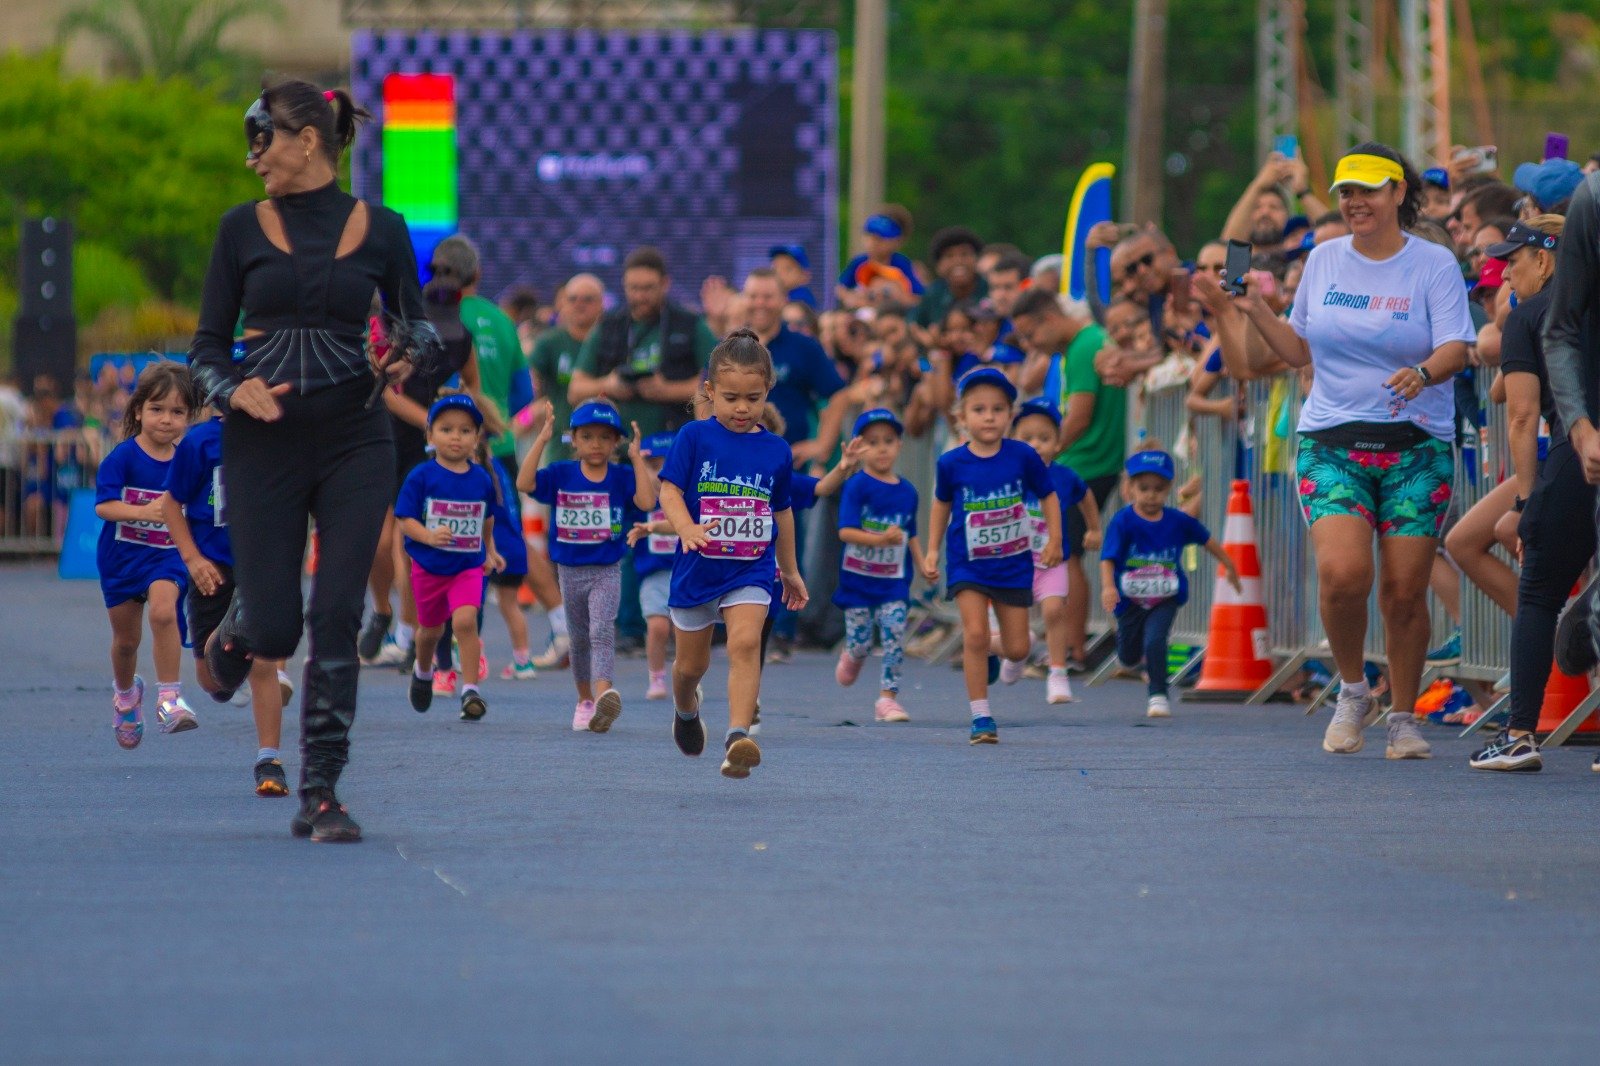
[1122,252,1156,277]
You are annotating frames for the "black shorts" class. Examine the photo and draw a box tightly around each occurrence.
[487,570,526,590]
[946,581,1033,608]
[1067,473,1120,557]
[185,563,235,657]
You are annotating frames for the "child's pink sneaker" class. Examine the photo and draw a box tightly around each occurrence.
[874,696,910,723]
[432,669,457,696]
[835,648,865,686]
[572,699,595,731]
[646,670,669,700]
[1047,674,1077,704]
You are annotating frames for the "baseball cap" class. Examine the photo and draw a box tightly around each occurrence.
[955,366,1018,403]
[570,400,627,436]
[1422,166,1450,190]
[639,431,676,457]
[428,393,483,426]
[1329,152,1405,192]
[1513,158,1584,211]
[1473,257,1507,291]
[852,408,904,437]
[864,214,904,239]
[1013,397,1062,428]
[1484,221,1559,260]
[767,243,810,270]
[1125,449,1175,481]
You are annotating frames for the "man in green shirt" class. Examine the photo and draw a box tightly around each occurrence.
[1011,287,1126,667]
[568,247,715,436]
[431,236,532,468]
[530,274,604,462]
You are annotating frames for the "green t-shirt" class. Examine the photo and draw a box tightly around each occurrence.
[574,314,718,436]
[459,294,525,459]
[530,326,584,462]
[1055,323,1125,480]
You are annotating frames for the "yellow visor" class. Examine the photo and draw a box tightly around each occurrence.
[1329,153,1405,192]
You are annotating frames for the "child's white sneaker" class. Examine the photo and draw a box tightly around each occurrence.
[1046,674,1076,704]
[1146,695,1171,718]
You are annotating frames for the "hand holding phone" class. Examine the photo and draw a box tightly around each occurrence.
[1221,240,1252,297]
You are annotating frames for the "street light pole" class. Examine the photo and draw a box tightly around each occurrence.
[849,0,887,246]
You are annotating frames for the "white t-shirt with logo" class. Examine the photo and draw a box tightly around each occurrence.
[1290,234,1476,441]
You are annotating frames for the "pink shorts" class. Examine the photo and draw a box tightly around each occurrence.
[1032,562,1069,602]
[411,563,484,628]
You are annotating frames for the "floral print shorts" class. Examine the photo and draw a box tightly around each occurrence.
[1296,435,1453,538]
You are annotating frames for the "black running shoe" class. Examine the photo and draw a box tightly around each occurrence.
[673,712,706,757]
[290,788,362,843]
[1556,575,1600,676]
[358,611,392,662]
[204,602,253,701]
[1468,729,1543,773]
[409,673,433,713]
[460,690,487,721]
[254,758,289,796]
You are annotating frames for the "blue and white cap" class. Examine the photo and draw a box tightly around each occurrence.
[570,400,627,436]
[852,408,904,437]
[956,366,1018,403]
[427,393,483,426]
[1125,449,1176,481]
[1012,397,1062,427]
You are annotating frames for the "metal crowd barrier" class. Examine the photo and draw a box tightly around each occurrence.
[0,428,106,554]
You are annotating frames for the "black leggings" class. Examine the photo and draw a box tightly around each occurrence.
[1509,442,1596,733]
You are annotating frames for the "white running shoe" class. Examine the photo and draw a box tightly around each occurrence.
[1146,695,1171,718]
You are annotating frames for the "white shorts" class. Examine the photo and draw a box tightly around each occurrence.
[639,570,671,619]
[669,585,773,632]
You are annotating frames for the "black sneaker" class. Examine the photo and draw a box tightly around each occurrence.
[673,712,706,757]
[290,788,362,843]
[721,733,762,779]
[409,673,433,713]
[1556,575,1600,676]
[1468,729,1543,773]
[358,611,392,662]
[460,690,487,721]
[203,604,253,701]
[253,758,289,796]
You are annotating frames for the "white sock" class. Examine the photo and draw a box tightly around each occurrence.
[414,664,434,681]
[394,621,415,649]
[549,605,568,638]
[1340,677,1370,698]
[969,698,991,721]
[1048,666,1068,679]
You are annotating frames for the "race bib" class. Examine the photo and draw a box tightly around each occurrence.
[700,495,772,560]
[646,508,678,556]
[115,487,175,548]
[964,502,1028,559]
[843,539,905,578]
[555,491,612,545]
[1027,502,1049,560]
[211,467,227,528]
[1119,563,1179,606]
[424,498,485,553]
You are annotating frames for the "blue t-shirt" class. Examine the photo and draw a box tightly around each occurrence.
[1100,506,1213,615]
[530,460,639,568]
[1028,463,1086,568]
[396,459,499,576]
[834,471,920,608]
[952,343,1026,382]
[96,437,189,605]
[788,285,819,309]
[660,418,793,608]
[163,418,230,568]
[935,439,1056,591]
[767,324,846,444]
[838,252,925,296]
[489,459,527,577]
[630,499,679,579]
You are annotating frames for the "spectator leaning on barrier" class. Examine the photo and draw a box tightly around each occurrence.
[1231,142,1475,762]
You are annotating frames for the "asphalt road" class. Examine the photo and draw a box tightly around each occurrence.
[2,561,1596,1064]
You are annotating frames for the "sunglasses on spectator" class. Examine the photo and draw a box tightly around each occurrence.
[1122,253,1156,277]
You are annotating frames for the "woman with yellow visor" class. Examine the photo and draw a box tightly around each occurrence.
[1229,142,1476,760]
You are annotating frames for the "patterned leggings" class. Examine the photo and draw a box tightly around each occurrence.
[844,600,908,694]
[557,562,621,686]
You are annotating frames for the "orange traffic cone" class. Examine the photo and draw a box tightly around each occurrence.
[517,511,544,607]
[1186,479,1273,700]
[1536,663,1598,735]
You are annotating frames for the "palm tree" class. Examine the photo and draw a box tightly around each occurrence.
[58,0,285,81]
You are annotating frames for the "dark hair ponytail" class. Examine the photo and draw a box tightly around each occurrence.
[1347,141,1424,231]
[262,79,372,164]
[707,326,776,387]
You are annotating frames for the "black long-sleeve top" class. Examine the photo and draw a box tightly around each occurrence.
[188,180,430,409]
[1542,173,1600,436]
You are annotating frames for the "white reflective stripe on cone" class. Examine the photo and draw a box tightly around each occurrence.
[1223,514,1257,545]
[1212,577,1263,606]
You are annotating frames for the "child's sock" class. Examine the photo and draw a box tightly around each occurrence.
[1340,677,1370,698]
[158,681,181,703]
[1048,666,1069,680]
[461,682,480,696]
[969,698,991,721]
[725,727,748,744]
[676,708,698,721]
[414,664,434,681]
[650,669,667,684]
[394,621,415,649]
[549,605,568,638]
[114,682,139,711]
[512,647,531,665]
[257,746,279,763]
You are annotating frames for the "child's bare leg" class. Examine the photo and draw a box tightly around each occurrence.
[413,624,444,672]
[1042,595,1070,667]
[246,658,283,750]
[956,590,993,701]
[497,585,530,654]
[723,603,766,731]
[146,580,183,684]
[646,614,671,673]
[453,604,482,686]
[672,624,713,711]
[994,603,1032,663]
[108,601,144,689]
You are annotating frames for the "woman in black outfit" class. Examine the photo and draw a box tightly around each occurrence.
[189,81,436,841]
[1468,215,1593,773]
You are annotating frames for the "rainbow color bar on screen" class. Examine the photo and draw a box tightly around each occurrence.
[382,73,457,274]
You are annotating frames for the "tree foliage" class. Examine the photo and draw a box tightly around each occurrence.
[58,0,284,85]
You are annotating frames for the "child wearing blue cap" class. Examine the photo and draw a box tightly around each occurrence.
[768,244,818,309]
[396,394,507,721]
[517,398,660,734]
[485,433,535,681]
[922,367,1062,744]
[1099,449,1240,718]
[837,204,924,309]
[834,408,922,723]
[1006,398,1102,704]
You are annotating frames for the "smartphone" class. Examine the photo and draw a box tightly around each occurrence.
[1222,240,1252,296]
[1546,132,1570,161]
[1453,145,1499,175]
[1273,134,1299,160]
[1169,270,1193,316]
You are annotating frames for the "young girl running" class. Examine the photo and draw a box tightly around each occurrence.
[659,328,807,778]
[396,395,505,720]
[1003,397,1102,704]
[518,399,659,733]
[921,367,1060,744]
[161,406,295,794]
[834,408,922,723]
[95,363,199,748]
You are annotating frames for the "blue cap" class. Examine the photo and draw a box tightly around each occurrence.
[570,400,627,436]
[1125,450,1176,481]
[640,431,675,457]
[767,243,810,270]
[1012,397,1062,428]
[1284,229,1317,261]
[956,366,1018,403]
[1422,166,1450,190]
[853,408,904,437]
[427,393,483,426]
[1513,158,1584,211]
[864,213,903,239]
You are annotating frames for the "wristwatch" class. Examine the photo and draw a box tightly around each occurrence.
[1414,364,1433,385]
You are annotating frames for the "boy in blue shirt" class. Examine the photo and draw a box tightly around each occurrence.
[837,207,924,309]
[1100,450,1240,719]
[768,243,818,309]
